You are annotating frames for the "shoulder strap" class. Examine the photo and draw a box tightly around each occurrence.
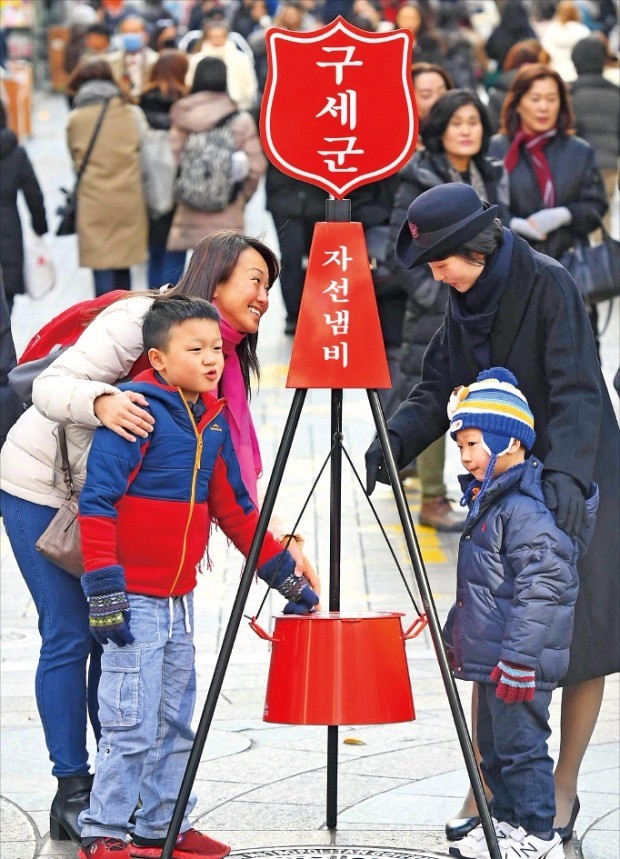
[212,110,239,130]
[57,424,75,496]
[75,98,111,189]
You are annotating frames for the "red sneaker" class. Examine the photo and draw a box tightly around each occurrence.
[79,838,132,859]
[129,829,231,859]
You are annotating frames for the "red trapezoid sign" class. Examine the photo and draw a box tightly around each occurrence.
[260,16,418,199]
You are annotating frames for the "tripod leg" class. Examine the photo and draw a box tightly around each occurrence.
[160,389,308,859]
[367,389,501,859]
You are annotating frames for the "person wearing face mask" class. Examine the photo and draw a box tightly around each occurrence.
[489,63,608,357]
[365,183,619,850]
[387,89,509,533]
[108,15,158,99]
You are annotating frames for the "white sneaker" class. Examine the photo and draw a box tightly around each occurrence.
[448,818,516,858]
[499,827,564,858]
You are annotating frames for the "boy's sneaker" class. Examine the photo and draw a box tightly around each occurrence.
[129,828,230,859]
[449,818,516,858]
[79,838,132,859]
[498,827,564,858]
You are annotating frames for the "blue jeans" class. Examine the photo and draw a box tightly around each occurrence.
[93,268,131,297]
[477,682,555,833]
[0,490,102,777]
[80,593,197,841]
[148,246,186,288]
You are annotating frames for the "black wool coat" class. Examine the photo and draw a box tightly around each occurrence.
[0,129,48,298]
[386,233,619,684]
[489,133,608,260]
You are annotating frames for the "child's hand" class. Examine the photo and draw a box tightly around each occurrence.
[81,565,135,647]
[257,550,320,614]
[279,535,322,610]
[491,660,535,704]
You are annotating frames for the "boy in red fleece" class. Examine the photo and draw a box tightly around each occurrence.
[77,295,318,859]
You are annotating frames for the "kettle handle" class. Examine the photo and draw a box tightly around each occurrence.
[403,613,428,640]
[249,617,278,642]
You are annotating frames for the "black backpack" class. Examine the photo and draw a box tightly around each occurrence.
[173,111,240,212]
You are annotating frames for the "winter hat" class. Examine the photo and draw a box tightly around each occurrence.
[395,183,498,270]
[572,36,606,75]
[448,367,536,513]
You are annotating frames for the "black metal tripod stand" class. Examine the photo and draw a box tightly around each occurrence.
[159,379,500,859]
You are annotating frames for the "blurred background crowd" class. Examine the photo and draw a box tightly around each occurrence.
[1,0,619,531]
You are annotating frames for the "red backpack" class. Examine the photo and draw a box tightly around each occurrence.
[10,290,150,408]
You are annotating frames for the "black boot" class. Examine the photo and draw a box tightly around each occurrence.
[49,774,93,843]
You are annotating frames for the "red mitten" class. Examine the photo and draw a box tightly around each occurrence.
[491,660,535,703]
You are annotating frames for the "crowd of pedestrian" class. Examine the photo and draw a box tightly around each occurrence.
[0,2,619,859]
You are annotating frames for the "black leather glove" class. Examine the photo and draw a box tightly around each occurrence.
[364,432,402,495]
[542,471,589,539]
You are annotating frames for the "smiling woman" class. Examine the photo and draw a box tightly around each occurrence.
[0,230,319,845]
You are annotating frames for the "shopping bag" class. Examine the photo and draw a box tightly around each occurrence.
[24,234,55,299]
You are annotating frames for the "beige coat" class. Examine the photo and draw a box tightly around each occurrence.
[67,90,148,269]
[166,91,266,252]
[0,295,154,508]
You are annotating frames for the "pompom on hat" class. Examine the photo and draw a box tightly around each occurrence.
[448,368,536,514]
[395,183,498,270]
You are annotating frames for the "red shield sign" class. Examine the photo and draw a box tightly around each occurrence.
[260,16,418,199]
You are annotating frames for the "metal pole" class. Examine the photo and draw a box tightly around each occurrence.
[366,389,501,859]
[326,389,343,828]
[160,389,308,859]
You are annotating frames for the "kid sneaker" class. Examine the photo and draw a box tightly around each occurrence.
[79,838,132,859]
[129,828,231,859]
[498,827,564,858]
[449,818,516,858]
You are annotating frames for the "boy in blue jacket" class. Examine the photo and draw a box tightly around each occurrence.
[77,295,319,859]
[444,368,597,859]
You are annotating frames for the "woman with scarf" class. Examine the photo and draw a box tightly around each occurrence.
[365,183,619,847]
[489,63,608,356]
[387,89,509,533]
[0,231,316,846]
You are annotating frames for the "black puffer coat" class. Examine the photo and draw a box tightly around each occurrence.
[489,133,608,260]
[0,129,48,299]
[387,150,509,400]
[570,74,620,171]
[385,233,620,685]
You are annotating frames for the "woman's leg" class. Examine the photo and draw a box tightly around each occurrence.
[554,677,605,827]
[452,683,493,818]
[92,269,114,297]
[113,269,131,292]
[158,250,187,287]
[0,490,95,777]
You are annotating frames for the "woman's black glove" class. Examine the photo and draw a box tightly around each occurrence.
[364,432,402,495]
[542,471,590,539]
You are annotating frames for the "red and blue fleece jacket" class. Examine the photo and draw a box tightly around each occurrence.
[79,370,282,597]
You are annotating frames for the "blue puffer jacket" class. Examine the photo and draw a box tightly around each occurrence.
[443,457,598,689]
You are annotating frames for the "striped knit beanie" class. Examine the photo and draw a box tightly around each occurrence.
[448,367,536,455]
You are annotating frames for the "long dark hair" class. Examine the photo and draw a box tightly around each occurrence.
[499,64,575,138]
[421,89,492,157]
[171,231,280,396]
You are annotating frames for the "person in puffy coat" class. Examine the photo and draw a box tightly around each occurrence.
[443,368,598,858]
[166,57,265,254]
[0,101,48,310]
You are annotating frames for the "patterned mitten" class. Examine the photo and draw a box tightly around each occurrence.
[81,565,135,646]
[491,660,535,703]
[257,550,319,614]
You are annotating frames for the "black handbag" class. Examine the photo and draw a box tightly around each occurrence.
[56,98,110,237]
[560,223,620,305]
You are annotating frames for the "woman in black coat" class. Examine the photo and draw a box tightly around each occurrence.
[0,103,48,310]
[365,183,619,843]
[388,89,508,532]
[489,63,608,355]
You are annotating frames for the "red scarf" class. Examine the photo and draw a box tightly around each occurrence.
[218,317,262,506]
[504,128,557,208]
